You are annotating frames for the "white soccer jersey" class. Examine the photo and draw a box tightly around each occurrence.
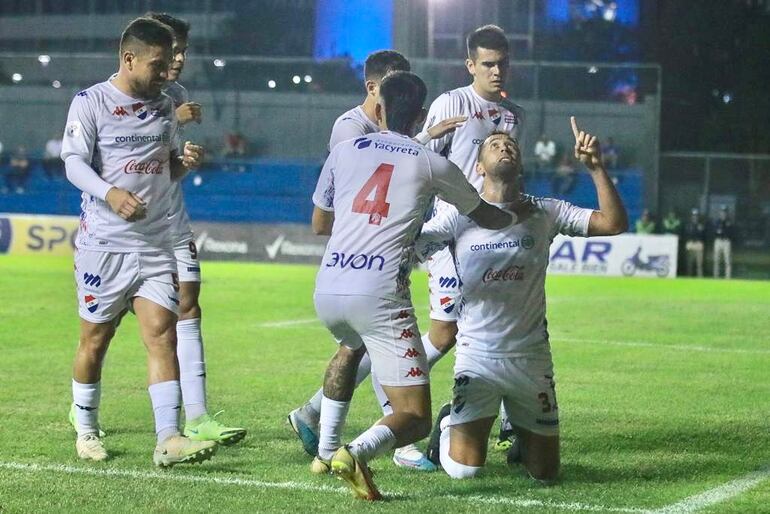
[61,79,180,252]
[162,81,193,243]
[313,131,482,301]
[424,85,526,191]
[416,195,593,356]
[328,105,380,151]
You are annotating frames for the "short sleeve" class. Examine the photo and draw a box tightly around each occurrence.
[426,151,481,216]
[312,150,337,211]
[548,199,593,237]
[61,90,97,162]
[329,117,369,152]
[414,205,459,262]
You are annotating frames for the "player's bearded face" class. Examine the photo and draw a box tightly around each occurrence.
[481,135,521,183]
[469,47,509,97]
[131,45,172,98]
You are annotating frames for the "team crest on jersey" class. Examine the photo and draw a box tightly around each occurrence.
[440,296,455,313]
[84,294,99,313]
[132,102,148,120]
[488,108,501,126]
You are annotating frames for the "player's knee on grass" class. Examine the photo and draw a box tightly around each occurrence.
[428,319,458,353]
[517,428,560,484]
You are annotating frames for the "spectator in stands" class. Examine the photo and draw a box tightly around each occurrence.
[43,134,64,179]
[683,208,706,277]
[223,131,247,157]
[712,206,735,279]
[534,133,556,171]
[635,209,656,234]
[662,210,682,236]
[601,137,619,169]
[7,145,30,194]
[552,154,577,196]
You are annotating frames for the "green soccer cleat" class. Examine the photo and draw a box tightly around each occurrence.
[310,455,331,475]
[69,403,106,438]
[331,446,382,501]
[153,435,218,468]
[183,411,247,446]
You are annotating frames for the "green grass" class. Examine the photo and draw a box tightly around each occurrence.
[0,255,768,513]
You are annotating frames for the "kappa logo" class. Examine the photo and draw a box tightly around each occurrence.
[132,102,148,120]
[403,347,421,358]
[440,296,455,314]
[471,110,484,119]
[398,328,415,340]
[76,90,88,97]
[394,310,410,320]
[112,106,129,117]
[84,294,99,313]
[405,367,426,378]
[82,273,101,287]
[354,137,372,149]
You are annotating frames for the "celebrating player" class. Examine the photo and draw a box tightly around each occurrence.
[288,49,465,471]
[417,121,627,482]
[146,11,246,447]
[310,71,513,500]
[62,17,215,466]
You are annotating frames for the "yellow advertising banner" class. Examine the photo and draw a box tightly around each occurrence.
[0,214,79,256]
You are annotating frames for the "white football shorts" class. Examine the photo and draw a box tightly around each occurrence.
[74,249,179,323]
[174,238,201,283]
[313,294,429,387]
[449,351,559,436]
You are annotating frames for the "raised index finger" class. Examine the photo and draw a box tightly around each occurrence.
[570,116,580,139]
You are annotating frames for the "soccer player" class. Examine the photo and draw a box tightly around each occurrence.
[288,50,465,471]
[146,12,246,447]
[417,121,627,482]
[62,17,215,466]
[418,24,527,450]
[310,71,513,500]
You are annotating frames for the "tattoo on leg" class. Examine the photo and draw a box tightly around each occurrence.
[323,347,363,401]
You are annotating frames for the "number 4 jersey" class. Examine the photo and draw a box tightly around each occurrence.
[312,131,483,301]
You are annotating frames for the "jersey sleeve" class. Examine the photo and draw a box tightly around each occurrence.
[312,149,337,211]
[426,151,481,216]
[547,198,593,237]
[422,92,462,155]
[328,117,369,152]
[414,205,459,262]
[61,91,98,163]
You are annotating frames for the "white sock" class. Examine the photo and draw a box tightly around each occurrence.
[148,380,182,444]
[439,426,481,479]
[177,318,207,422]
[349,424,396,463]
[307,353,372,417]
[422,333,446,369]
[318,396,350,460]
[72,379,100,437]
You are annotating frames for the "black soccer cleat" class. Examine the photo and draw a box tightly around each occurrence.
[426,402,452,466]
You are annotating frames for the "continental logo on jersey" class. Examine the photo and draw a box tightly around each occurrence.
[114,133,171,145]
[353,137,420,156]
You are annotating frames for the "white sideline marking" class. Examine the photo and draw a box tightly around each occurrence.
[556,337,770,355]
[650,467,770,513]
[257,318,318,328]
[0,461,641,512]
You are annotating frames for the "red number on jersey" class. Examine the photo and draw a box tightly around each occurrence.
[352,163,394,225]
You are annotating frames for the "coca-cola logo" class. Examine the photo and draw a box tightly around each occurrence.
[123,159,163,174]
[482,265,524,283]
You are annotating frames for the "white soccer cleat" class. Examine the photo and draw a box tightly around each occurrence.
[76,433,108,462]
[392,443,437,472]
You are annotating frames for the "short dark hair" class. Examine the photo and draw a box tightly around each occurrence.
[120,17,174,54]
[467,24,509,60]
[379,71,427,134]
[145,12,190,40]
[364,50,411,81]
[477,130,519,162]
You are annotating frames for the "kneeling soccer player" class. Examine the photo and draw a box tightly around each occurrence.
[417,120,627,482]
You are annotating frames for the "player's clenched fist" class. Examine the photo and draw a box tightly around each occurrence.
[570,116,603,171]
[176,102,202,125]
[181,141,204,169]
[105,187,147,221]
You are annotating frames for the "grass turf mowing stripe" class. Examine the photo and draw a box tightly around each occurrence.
[0,461,647,512]
[556,337,770,355]
[650,467,770,513]
[257,318,318,328]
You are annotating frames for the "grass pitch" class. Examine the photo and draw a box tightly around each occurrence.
[0,255,768,513]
